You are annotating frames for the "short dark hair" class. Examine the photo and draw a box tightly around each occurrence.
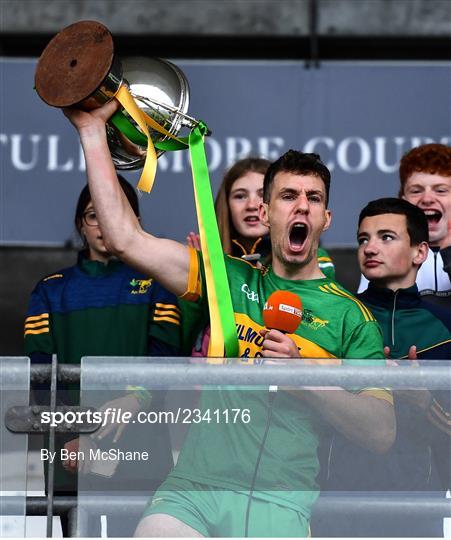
[263,150,331,206]
[358,198,429,245]
[75,174,140,237]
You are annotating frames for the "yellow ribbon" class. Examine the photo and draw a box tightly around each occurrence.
[114,85,183,193]
[192,176,225,362]
[115,86,157,192]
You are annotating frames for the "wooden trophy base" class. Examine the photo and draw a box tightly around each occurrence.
[35,20,116,109]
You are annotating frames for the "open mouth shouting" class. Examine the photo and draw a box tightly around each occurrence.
[288,222,309,253]
[423,209,443,226]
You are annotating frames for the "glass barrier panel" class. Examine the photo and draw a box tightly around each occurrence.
[0,358,30,538]
[78,358,450,537]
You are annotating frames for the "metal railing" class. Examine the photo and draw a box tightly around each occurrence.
[1,357,450,537]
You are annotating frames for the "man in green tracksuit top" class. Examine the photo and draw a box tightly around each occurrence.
[64,97,395,538]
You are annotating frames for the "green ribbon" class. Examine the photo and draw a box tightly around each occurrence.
[188,123,238,358]
[111,111,189,151]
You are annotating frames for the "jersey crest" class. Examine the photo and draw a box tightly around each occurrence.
[302,309,329,330]
[130,278,153,294]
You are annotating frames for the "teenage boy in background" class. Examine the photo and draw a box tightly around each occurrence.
[316,198,450,538]
[359,143,451,297]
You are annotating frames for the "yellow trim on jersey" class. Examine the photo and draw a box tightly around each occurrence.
[25,313,49,323]
[330,283,376,321]
[153,315,181,326]
[155,303,180,313]
[317,256,332,262]
[235,312,338,360]
[24,328,49,336]
[227,254,258,269]
[154,308,181,321]
[24,313,49,336]
[400,339,451,358]
[24,320,49,329]
[43,274,63,281]
[358,388,393,405]
[319,283,375,322]
[180,247,202,301]
[231,237,263,256]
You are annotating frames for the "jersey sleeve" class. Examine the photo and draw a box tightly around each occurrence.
[176,248,210,354]
[24,281,53,363]
[179,247,204,301]
[148,283,183,354]
[342,320,384,361]
[317,247,336,280]
[342,320,393,404]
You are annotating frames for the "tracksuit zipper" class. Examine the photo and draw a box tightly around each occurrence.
[433,251,438,291]
[391,290,400,348]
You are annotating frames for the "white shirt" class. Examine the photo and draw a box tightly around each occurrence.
[358,248,451,294]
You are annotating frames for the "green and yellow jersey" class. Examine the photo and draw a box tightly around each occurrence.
[172,250,389,518]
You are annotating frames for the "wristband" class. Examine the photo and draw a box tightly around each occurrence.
[126,385,152,408]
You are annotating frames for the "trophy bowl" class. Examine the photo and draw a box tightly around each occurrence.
[35,20,197,171]
[107,56,192,170]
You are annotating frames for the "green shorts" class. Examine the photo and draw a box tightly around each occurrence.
[143,476,310,537]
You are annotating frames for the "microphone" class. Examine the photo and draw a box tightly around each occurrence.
[262,291,303,394]
[263,290,303,334]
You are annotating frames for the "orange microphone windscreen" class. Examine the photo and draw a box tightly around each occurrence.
[263,290,303,334]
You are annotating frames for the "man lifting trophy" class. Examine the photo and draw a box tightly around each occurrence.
[36,21,395,538]
[35,20,237,359]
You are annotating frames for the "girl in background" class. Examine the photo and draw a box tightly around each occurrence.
[187,157,272,264]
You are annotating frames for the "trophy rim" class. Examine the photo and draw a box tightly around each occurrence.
[35,20,117,108]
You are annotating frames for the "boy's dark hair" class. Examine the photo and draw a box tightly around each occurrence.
[358,198,429,245]
[263,150,331,206]
[75,175,140,236]
[399,143,451,197]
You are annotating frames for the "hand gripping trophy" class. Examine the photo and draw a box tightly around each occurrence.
[35,20,238,358]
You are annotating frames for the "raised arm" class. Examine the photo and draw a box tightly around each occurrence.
[63,101,190,296]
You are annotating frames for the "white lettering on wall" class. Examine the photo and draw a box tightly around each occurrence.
[48,135,74,171]
[410,137,435,148]
[0,134,450,175]
[374,136,405,174]
[204,137,222,171]
[303,137,335,170]
[171,148,185,173]
[336,137,371,173]
[157,152,169,172]
[11,134,41,171]
[258,137,285,161]
[225,137,252,166]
